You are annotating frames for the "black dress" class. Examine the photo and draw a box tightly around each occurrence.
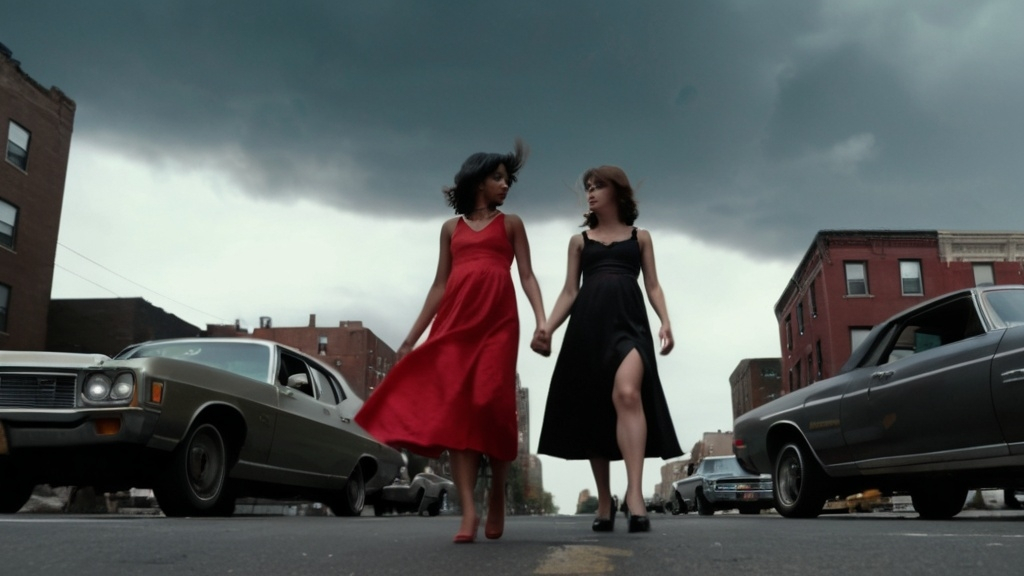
[538,228,683,460]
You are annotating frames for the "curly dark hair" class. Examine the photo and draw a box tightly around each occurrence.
[443,139,528,215]
[580,165,638,228]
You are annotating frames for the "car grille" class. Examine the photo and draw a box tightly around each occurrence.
[0,374,78,408]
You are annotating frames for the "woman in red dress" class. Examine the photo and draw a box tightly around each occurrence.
[355,140,546,543]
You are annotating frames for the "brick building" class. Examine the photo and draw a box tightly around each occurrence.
[776,230,1024,393]
[47,297,201,356]
[729,357,783,422]
[0,43,76,350]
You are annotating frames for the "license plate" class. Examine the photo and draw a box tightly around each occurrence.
[742,492,756,500]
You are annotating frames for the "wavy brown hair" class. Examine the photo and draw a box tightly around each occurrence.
[443,139,528,215]
[581,165,638,228]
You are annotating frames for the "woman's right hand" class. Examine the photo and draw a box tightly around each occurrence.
[395,342,414,362]
[530,328,551,357]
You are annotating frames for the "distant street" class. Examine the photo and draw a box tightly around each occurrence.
[3,508,1024,576]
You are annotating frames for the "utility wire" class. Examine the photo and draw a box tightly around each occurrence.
[56,242,230,323]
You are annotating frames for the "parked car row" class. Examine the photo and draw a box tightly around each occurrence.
[0,337,448,517]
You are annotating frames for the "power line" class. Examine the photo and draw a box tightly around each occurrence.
[55,242,230,323]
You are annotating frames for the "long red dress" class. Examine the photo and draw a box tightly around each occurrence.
[355,213,520,462]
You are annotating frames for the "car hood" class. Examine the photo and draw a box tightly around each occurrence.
[0,351,110,368]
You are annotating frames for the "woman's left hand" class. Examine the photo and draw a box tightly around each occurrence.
[659,325,674,355]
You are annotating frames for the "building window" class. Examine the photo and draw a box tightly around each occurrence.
[807,352,814,384]
[815,340,823,380]
[6,121,30,171]
[973,263,995,287]
[845,262,868,295]
[900,260,923,295]
[797,302,805,335]
[317,335,327,355]
[0,282,9,333]
[794,361,802,390]
[809,281,818,318]
[850,328,871,354]
[785,316,793,350]
[0,198,16,249]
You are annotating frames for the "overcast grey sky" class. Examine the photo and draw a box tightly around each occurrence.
[4,0,1023,513]
[8,1,1023,258]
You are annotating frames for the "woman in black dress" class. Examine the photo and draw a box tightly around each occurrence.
[533,165,682,533]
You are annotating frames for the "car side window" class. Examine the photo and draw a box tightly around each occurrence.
[881,296,983,364]
[310,366,341,406]
[277,352,315,397]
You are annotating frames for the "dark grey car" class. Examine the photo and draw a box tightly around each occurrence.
[0,338,403,517]
[734,285,1024,519]
[671,456,773,516]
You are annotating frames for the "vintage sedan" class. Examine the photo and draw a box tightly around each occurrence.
[734,285,1024,519]
[374,472,455,516]
[0,338,404,517]
[670,456,773,516]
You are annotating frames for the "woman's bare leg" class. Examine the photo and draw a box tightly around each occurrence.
[589,458,613,518]
[450,450,481,540]
[613,349,647,517]
[486,459,508,538]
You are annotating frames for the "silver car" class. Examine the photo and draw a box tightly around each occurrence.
[671,456,773,515]
[734,285,1024,519]
[0,338,403,516]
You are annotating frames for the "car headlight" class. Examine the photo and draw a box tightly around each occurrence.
[110,373,135,400]
[85,373,113,401]
[83,372,135,403]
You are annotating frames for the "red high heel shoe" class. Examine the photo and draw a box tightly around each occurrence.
[453,517,480,544]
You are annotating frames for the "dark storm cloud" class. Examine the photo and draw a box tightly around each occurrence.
[4,1,1023,259]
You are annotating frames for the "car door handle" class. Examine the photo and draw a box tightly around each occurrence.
[1001,368,1024,383]
[339,416,352,424]
[871,370,895,381]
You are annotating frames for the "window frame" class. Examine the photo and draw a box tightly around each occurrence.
[845,261,868,296]
[973,263,995,287]
[0,197,16,250]
[899,259,924,296]
[6,121,30,171]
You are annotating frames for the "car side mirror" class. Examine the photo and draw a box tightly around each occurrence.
[286,373,309,389]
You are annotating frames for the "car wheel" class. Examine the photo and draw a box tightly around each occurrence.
[695,490,714,516]
[155,422,231,517]
[427,490,446,516]
[911,485,967,519]
[0,459,34,514]
[1004,489,1022,510]
[773,441,827,518]
[329,465,365,517]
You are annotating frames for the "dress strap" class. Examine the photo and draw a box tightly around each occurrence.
[631,227,638,239]
[582,231,590,242]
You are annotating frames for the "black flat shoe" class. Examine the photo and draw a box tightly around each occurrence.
[628,514,650,533]
[592,515,615,532]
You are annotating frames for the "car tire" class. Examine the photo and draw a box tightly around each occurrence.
[910,485,967,519]
[695,490,714,516]
[772,441,827,518]
[0,458,34,514]
[329,465,365,517]
[155,422,232,517]
[426,490,446,516]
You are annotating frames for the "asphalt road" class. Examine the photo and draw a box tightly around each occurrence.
[2,509,1024,576]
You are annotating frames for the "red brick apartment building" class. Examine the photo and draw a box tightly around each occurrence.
[776,230,1024,393]
[729,357,783,422]
[207,315,394,400]
[0,43,76,350]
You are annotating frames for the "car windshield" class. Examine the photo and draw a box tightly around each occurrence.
[983,290,1024,329]
[121,341,272,383]
[704,458,745,475]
